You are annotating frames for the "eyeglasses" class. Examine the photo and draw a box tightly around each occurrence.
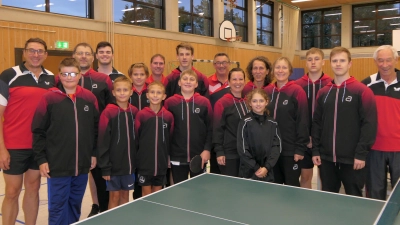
[75,52,92,56]
[25,48,46,56]
[214,61,229,66]
[59,72,79,78]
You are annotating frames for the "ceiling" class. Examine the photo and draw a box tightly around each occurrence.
[277,0,391,10]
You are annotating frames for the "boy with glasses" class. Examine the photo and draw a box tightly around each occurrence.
[32,57,98,224]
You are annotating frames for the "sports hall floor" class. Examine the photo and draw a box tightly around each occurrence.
[0,166,388,225]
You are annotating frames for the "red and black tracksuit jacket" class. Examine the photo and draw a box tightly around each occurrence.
[32,85,99,177]
[79,68,113,113]
[0,63,54,150]
[134,107,174,176]
[213,93,249,159]
[242,81,268,97]
[129,84,149,110]
[264,81,309,157]
[146,74,169,86]
[237,112,281,178]
[295,73,332,134]
[362,70,400,151]
[208,73,230,108]
[94,67,124,83]
[165,67,209,98]
[312,77,377,164]
[98,103,139,176]
[164,93,213,163]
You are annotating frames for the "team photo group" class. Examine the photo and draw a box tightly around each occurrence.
[0,37,399,225]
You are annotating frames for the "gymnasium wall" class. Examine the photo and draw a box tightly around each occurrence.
[1,5,396,82]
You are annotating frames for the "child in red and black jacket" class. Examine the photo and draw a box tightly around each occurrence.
[264,57,309,187]
[164,69,212,184]
[135,81,174,196]
[213,68,250,177]
[98,76,139,209]
[129,63,150,110]
[32,58,99,225]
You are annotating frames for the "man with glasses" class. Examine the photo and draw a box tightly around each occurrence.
[95,41,124,82]
[72,42,113,216]
[207,53,231,175]
[209,53,231,107]
[0,38,55,225]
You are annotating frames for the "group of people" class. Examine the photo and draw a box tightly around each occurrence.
[0,37,398,225]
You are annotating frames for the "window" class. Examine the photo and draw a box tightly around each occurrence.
[114,0,164,29]
[256,0,273,45]
[179,0,213,36]
[224,0,248,42]
[301,7,341,50]
[352,1,400,47]
[3,0,93,18]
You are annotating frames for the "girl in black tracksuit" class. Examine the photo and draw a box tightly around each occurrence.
[237,89,281,182]
[213,68,249,177]
[264,57,309,187]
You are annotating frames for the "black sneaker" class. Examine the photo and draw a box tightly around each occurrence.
[88,204,99,217]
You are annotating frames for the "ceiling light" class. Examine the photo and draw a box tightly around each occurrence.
[325,13,342,16]
[372,8,398,12]
[383,16,400,20]
[131,20,149,23]
[377,34,384,36]
[354,20,360,23]
[178,1,182,3]
[291,0,311,2]
[390,23,400,26]
[35,3,54,7]
[354,26,369,28]
[122,7,142,12]
[199,12,204,16]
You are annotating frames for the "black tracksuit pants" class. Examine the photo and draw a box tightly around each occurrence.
[319,159,366,197]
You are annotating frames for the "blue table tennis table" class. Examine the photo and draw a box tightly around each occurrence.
[74,173,400,225]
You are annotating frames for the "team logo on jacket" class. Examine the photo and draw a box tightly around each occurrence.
[394,87,400,91]
[92,84,97,89]
[283,100,288,105]
[195,108,200,113]
[345,96,352,102]
[163,123,168,128]
[293,164,298,170]
[139,175,145,184]
[84,105,89,111]
[45,81,50,85]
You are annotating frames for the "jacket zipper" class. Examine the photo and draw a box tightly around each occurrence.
[67,95,79,176]
[312,82,316,117]
[125,112,132,174]
[154,114,158,176]
[333,87,339,163]
[138,93,142,110]
[273,92,281,120]
[186,102,190,162]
